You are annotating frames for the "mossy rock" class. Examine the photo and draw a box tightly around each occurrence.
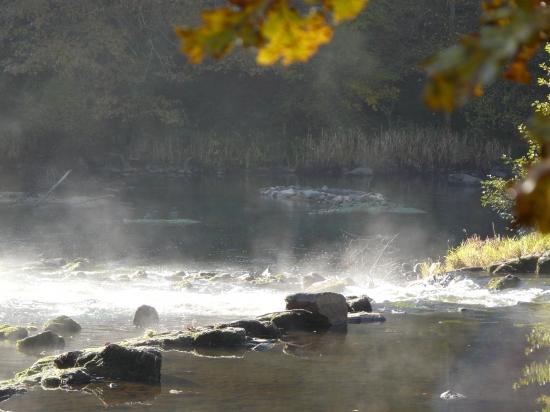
[192,327,246,348]
[44,316,81,335]
[217,320,280,339]
[487,275,521,291]
[16,331,65,353]
[258,309,331,332]
[0,324,28,341]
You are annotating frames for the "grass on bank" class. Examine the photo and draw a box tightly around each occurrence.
[125,126,504,173]
[422,233,550,276]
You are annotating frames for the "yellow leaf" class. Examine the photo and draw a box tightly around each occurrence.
[324,0,369,23]
[257,0,333,66]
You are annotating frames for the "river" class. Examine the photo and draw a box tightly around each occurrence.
[1,173,549,411]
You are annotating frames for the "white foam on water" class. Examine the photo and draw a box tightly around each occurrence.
[2,260,550,324]
[347,276,550,308]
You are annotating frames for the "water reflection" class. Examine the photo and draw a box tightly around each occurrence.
[515,325,550,411]
[85,382,161,407]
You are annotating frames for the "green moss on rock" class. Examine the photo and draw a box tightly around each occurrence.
[0,324,28,341]
[44,316,81,335]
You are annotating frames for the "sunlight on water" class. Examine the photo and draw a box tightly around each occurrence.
[2,257,550,328]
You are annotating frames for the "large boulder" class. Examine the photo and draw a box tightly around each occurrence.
[44,316,81,335]
[0,324,28,341]
[67,344,162,384]
[133,305,160,327]
[346,296,373,313]
[258,309,331,332]
[16,331,65,353]
[487,274,521,291]
[286,292,348,326]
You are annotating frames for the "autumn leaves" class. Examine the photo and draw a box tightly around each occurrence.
[176,0,368,66]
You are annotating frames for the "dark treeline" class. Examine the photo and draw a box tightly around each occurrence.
[0,1,541,176]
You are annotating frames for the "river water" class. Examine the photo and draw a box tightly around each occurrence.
[1,174,550,411]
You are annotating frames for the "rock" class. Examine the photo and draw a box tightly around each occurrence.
[131,270,148,279]
[448,173,481,186]
[258,310,331,332]
[128,331,194,351]
[63,258,92,272]
[487,274,521,291]
[192,327,246,348]
[301,272,326,288]
[16,331,65,353]
[79,344,161,384]
[55,350,83,369]
[345,167,373,177]
[0,386,22,402]
[456,266,486,273]
[306,278,349,293]
[61,369,92,386]
[219,320,280,339]
[440,390,466,400]
[0,324,28,341]
[346,296,373,313]
[537,256,550,275]
[347,312,386,324]
[492,256,538,274]
[286,292,348,326]
[44,316,81,335]
[41,376,62,389]
[133,305,160,327]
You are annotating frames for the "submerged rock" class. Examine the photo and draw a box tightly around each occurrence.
[285,292,348,326]
[133,305,160,327]
[301,272,326,288]
[44,316,81,335]
[440,390,466,400]
[306,278,349,293]
[447,173,480,186]
[0,324,28,341]
[0,386,23,402]
[487,274,521,291]
[192,327,246,348]
[345,167,373,177]
[347,312,386,324]
[346,296,373,313]
[16,331,65,353]
[258,309,331,332]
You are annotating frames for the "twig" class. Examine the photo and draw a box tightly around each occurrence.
[34,170,72,207]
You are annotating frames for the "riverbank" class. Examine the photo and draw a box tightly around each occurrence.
[1,127,508,184]
[420,233,550,277]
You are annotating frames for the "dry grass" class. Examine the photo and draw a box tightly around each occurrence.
[126,126,505,172]
[294,127,504,172]
[423,233,550,276]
